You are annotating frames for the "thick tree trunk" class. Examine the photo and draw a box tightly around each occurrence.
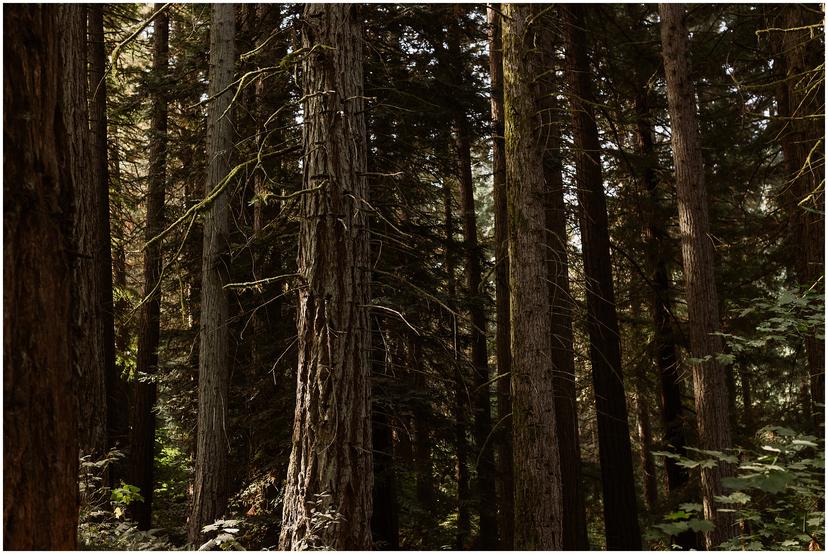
[70,3,107,459]
[130,4,168,530]
[188,4,235,544]
[561,5,642,550]
[486,5,514,549]
[502,4,564,549]
[3,5,81,548]
[537,15,589,550]
[659,4,737,547]
[279,5,373,549]
[89,4,128,486]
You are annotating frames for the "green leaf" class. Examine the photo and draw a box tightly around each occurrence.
[687,519,715,532]
[715,491,751,504]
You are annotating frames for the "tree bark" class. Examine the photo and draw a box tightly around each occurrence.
[279,5,373,549]
[4,5,81,548]
[188,4,235,544]
[502,4,564,549]
[562,5,642,550]
[537,14,589,549]
[130,4,168,530]
[70,3,107,459]
[659,4,737,547]
[89,4,128,487]
[486,5,514,549]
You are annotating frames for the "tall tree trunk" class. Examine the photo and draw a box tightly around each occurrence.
[562,6,642,549]
[4,5,81,548]
[188,4,235,544]
[537,15,589,549]
[279,5,373,549]
[71,3,107,459]
[89,4,128,486]
[502,4,564,549]
[130,4,168,530]
[659,4,737,547]
[453,115,499,551]
[486,5,514,549]
[777,4,825,429]
[445,179,471,550]
[631,66,691,498]
[371,319,399,550]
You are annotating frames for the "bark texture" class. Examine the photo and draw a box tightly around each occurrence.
[486,5,514,549]
[278,5,373,549]
[538,14,589,549]
[130,4,168,530]
[68,3,107,458]
[4,6,81,549]
[189,4,235,544]
[659,3,737,547]
[562,5,642,549]
[502,4,563,549]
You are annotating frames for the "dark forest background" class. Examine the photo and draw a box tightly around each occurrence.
[3,3,825,551]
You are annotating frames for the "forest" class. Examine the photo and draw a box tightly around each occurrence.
[3,2,825,551]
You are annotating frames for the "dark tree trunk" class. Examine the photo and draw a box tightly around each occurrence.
[453,115,498,552]
[371,319,399,550]
[130,4,168,530]
[279,5,373,549]
[89,4,128,486]
[502,4,564,549]
[631,73,690,498]
[537,14,589,549]
[486,5,514,549]
[659,4,737,547]
[561,5,642,550]
[445,179,471,550]
[4,5,81,548]
[70,3,107,459]
[777,4,825,430]
[188,4,235,544]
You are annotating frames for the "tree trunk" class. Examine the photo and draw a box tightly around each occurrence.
[70,3,107,460]
[631,66,691,498]
[279,5,373,549]
[130,4,168,530]
[537,14,589,549]
[188,4,235,544]
[659,4,737,547]
[371,319,399,550]
[777,4,825,430]
[445,179,471,550]
[486,5,514,549]
[502,4,564,549]
[3,5,81,548]
[561,5,642,550]
[89,4,128,486]
[453,114,499,551]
